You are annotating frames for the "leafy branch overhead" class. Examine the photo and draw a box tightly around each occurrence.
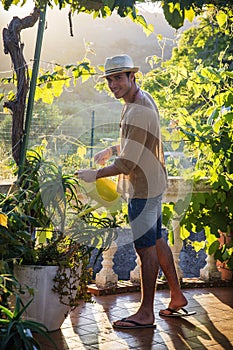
[2,0,233,29]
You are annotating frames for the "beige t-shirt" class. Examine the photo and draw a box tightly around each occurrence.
[114,90,167,199]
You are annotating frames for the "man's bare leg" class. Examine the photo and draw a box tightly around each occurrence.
[113,245,159,327]
[156,237,188,314]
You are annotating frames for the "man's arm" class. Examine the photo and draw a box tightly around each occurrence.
[75,163,121,183]
[94,145,120,165]
[75,144,121,183]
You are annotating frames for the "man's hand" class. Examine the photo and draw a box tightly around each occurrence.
[75,169,98,183]
[94,148,112,165]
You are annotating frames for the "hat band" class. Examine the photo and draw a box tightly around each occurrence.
[105,66,133,74]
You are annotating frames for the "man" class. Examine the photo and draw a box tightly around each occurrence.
[76,54,195,329]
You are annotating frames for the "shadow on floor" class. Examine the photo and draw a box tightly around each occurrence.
[36,287,233,349]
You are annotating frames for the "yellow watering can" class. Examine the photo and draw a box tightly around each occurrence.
[96,178,120,202]
[78,177,121,217]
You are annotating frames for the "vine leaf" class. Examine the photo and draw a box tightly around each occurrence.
[162,2,184,30]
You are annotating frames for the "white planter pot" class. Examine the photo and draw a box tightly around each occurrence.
[14,265,80,331]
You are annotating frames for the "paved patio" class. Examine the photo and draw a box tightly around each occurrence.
[35,286,233,349]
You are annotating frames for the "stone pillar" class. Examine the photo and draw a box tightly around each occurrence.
[170,219,183,280]
[130,252,141,284]
[95,241,118,288]
[200,254,221,281]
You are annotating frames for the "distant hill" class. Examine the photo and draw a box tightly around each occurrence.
[0,6,192,74]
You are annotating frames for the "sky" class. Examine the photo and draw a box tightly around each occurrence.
[1,1,38,22]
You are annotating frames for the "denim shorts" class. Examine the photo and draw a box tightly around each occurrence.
[128,195,162,249]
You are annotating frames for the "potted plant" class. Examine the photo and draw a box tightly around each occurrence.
[0,292,57,350]
[0,271,58,349]
[215,230,233,281]
[0,146,119,331]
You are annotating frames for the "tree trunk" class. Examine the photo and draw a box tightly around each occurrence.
[2,7,40,165]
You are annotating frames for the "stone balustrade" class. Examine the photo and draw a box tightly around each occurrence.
[0,180,16,194]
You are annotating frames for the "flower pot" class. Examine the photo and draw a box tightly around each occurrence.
[218,231,232,246]
[216,231,233,280]
[218,266,233,281]
[14,265,81,332]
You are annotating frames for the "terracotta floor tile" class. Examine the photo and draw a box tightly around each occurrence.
[91,340,130,349]
[35,286,233,350]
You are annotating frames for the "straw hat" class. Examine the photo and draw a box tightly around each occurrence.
[101,54,139,78]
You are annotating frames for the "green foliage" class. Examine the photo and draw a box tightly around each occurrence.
[0,144,121,262]
[183,20,233,261]
[0,143,125,346]
[162,2,186,30]
[0,141,16,180]
[2,0,232,29]
[1,60,96,106]
[0,144,124,317]
[54,0,155,34]
[52,251,92,308]
[0,294,56,350]
[141,5,233,268]
[34,60,96,104]
[0,269,53,349]
[0,269,20,313]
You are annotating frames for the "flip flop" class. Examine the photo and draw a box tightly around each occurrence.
[159,307,196,318]
[113,317,157,329]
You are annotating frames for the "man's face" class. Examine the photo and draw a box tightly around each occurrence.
[106,72,134,100]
